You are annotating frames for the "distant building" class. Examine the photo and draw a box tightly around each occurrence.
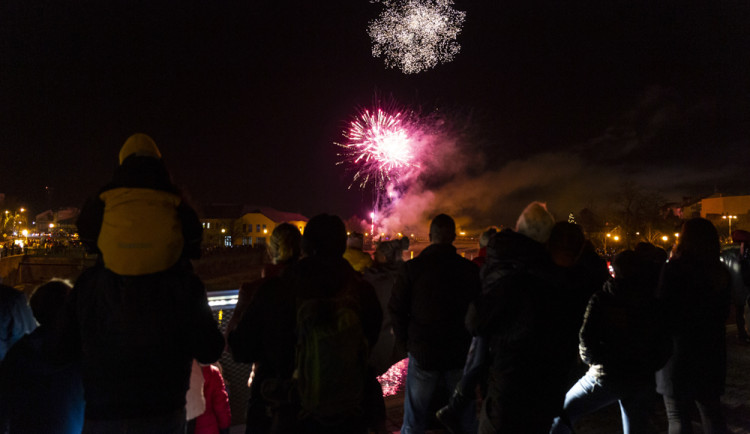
[673,194,750,220]
[199,203,244,248]
[199,204,308,248]
[235,207,308,247]
[699,194,750,218]
[35,207,80,236]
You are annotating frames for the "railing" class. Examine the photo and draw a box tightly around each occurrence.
[207,289,249,427]
[2,246,92,259]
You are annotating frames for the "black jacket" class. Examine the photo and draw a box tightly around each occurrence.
[59,264,224,420]
[579,278,670,382]
[389,243,480,371]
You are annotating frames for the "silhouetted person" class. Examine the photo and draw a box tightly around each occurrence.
[344,231,374,273]
[550,249,670,434]
[77,133,202,274]
[364,237,410,376]
[59,134,224,433]
[227,223,302,434]
[472,227,498,269]
[723,229,750,344]
[548,222,610,387]
[389,213,481,434]
[230,214,382,434]
[656,218,731,434]
[0,280,84,434]
[466,201,572,433]
[0,283,36,363]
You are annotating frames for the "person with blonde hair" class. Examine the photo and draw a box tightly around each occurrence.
[467,201,574,433]
[227,222,302,434]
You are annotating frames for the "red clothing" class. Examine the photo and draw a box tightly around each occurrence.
[472,247,488,268]
[194,365,231,434]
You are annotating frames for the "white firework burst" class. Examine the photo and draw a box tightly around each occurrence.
[368,0,466,74]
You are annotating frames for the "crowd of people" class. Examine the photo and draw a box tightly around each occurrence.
[0,133,742,434]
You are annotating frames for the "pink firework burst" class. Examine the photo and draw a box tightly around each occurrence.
[337,108,419,190]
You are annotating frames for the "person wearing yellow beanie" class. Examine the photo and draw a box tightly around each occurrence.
[118,133,162,164]
[65,136,222,432]
[77,133,202,275]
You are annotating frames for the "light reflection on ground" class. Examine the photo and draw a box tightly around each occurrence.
[377,358,408,396]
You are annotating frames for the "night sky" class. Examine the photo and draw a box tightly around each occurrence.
[2,1,749,230]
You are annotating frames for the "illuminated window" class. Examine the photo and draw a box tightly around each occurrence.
[224,236,232,247]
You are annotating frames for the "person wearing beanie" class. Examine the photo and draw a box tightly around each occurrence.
[61,134,224,432]
[118,133,162,164]
[77,133,202,275]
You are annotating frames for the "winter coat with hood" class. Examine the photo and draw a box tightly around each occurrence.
[194,364,231,434]
[77,133,202,276]
[389,242,481,371]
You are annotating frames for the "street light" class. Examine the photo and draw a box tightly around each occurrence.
[722,215,737,238]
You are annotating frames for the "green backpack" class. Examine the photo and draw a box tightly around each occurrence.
[293,284,370,425]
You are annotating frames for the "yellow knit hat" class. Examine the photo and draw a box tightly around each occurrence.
[118,133,162,164]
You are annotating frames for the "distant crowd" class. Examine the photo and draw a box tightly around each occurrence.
[1,133,745,434]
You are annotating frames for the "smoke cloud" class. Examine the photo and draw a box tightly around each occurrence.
[378,87,748,235]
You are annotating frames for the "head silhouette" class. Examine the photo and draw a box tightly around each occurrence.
[301,214,347,258]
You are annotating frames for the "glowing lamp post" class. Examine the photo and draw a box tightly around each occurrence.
[722,215,737,239]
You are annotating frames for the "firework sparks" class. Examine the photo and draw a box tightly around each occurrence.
[336,108,419,190]
[368,0,466,74]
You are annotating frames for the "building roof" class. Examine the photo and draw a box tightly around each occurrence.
[199,203,309,223]
[240,206,309,224]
